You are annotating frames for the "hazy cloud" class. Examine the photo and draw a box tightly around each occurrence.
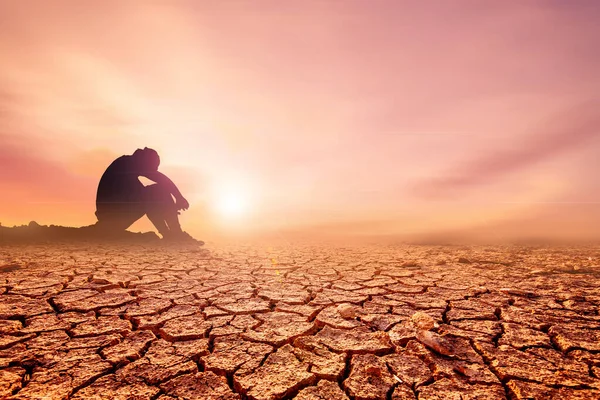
[413,101,600,198]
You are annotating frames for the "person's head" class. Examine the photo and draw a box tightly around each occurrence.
[132,147,160,171]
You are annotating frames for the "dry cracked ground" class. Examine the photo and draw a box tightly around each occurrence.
[0,243,599,399]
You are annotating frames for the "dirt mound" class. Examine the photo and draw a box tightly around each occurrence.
[0,221,160,244]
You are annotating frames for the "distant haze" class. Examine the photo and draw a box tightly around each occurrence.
[1,1,599,242]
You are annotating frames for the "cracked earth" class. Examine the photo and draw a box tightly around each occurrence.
[1,243,599,399]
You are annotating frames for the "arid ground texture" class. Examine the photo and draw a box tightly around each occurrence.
[1,243,599,399]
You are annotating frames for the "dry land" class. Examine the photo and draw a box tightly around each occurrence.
[1,243,599,399]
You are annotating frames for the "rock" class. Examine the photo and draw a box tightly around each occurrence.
[411,311,436,330]
[416,331,482,363]
[337,303,356,319]
[416,330,453,356]
[315,305,360,329]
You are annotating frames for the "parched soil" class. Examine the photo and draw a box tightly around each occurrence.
[1,243,599,399]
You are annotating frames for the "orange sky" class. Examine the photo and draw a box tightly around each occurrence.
[1,1,599,242]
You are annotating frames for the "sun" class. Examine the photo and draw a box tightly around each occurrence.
[216,193,247,218]
[212,184,251,219]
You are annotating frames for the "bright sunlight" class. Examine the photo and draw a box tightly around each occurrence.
[211,182,253,220]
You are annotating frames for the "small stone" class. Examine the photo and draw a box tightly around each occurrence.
[417,331,482,363]
[417,330,453,356]
[337,303,356,319]
[316,305,361,329]
[411,311,435,330]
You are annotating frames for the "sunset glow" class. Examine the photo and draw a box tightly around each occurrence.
[212,184,252,220]
[0,1,599,242]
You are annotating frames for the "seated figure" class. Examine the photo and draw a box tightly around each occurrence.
[95,147,196,242]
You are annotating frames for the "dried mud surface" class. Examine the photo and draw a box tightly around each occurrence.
[1,243,599,399]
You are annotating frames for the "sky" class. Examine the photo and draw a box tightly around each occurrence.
[1,1,599,242]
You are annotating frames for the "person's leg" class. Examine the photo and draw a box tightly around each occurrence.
[96,202,146,233]
[143,184,183,238]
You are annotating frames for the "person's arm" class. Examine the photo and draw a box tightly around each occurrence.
[142,171,189,210]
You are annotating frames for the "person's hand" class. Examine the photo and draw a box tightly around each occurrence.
[176,197,190,211]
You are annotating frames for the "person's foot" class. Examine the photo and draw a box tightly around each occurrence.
[162,230,204,245]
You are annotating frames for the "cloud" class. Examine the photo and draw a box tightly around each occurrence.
[412,100,600,198]
[0,134,96,203]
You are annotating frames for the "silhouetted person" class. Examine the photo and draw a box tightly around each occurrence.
[95,147,194,241]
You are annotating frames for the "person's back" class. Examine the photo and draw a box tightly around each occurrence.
[96,155,152,208]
